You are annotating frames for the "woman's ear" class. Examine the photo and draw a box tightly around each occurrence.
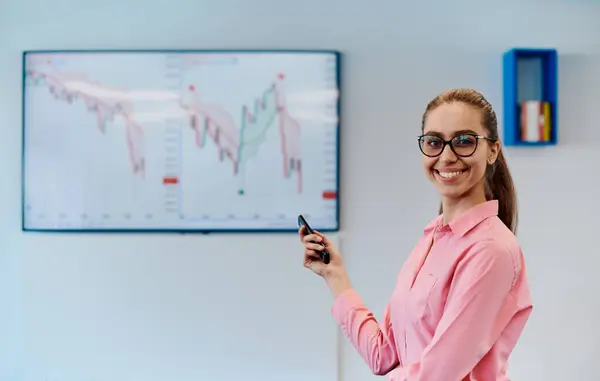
[488,141,501,164]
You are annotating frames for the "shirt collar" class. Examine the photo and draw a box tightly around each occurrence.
[424,200,499,237]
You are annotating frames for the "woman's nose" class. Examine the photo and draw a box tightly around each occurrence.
[439,143,458,162]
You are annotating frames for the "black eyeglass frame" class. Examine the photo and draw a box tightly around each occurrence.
[417,133,497,158]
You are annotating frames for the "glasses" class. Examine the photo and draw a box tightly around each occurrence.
[418,133,496,158]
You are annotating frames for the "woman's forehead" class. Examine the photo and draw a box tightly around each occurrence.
[423,103,485,136]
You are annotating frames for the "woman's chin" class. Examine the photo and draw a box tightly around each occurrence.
[434,181,471,199]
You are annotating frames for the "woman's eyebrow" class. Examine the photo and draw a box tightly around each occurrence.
[423,129,478,138]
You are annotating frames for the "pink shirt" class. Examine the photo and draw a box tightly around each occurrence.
[331,200,532,381]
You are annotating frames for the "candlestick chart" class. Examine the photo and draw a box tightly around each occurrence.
[179,74,302,194]
[21,51,340,232]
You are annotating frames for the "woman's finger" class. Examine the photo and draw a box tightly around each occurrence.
[304,249,321,260]
[305,242,324,251]
[313,230,328,242]
[304,254,324,267]
[302,234,321,244]
[312,231,330,246]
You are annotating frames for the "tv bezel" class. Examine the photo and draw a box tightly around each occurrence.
[21,49,342,234]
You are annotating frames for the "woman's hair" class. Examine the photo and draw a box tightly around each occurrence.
[421,89,518,234]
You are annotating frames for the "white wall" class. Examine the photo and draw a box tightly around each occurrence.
[1,0,600,380]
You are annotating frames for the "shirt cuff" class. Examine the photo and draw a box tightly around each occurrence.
[331,288,364,324]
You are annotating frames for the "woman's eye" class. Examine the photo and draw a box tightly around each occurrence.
[455,135,475,145]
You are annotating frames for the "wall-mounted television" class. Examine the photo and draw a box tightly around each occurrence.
[22,49,341,233]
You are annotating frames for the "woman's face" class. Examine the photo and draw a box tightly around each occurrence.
[420,102,500,200]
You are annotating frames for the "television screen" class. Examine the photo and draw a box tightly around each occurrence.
[22,50,340,232]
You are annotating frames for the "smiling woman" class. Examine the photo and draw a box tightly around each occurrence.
[299,88,532,381]
[420,89,518,233]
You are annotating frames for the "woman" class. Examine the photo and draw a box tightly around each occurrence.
[299,89,533,381]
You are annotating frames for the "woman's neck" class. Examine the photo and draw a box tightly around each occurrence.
[441,187,488,225]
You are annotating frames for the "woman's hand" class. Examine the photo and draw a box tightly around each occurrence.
[298,227,352,296]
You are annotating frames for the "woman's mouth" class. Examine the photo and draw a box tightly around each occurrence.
[434,168,469,182]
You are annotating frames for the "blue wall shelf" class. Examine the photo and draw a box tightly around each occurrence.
[502,48,558,146]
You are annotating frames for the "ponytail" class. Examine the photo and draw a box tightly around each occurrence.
[485,149,518,233]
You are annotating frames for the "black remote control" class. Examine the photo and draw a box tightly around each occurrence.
[297,215,330,264]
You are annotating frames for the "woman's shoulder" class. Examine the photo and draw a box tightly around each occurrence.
[467,218,532,307]
[461,218,526,283]
[457,217,522,267]
[474,216,521,251]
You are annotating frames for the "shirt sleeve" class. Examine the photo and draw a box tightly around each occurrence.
[397,239,519,380]
[331,289,400,375]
